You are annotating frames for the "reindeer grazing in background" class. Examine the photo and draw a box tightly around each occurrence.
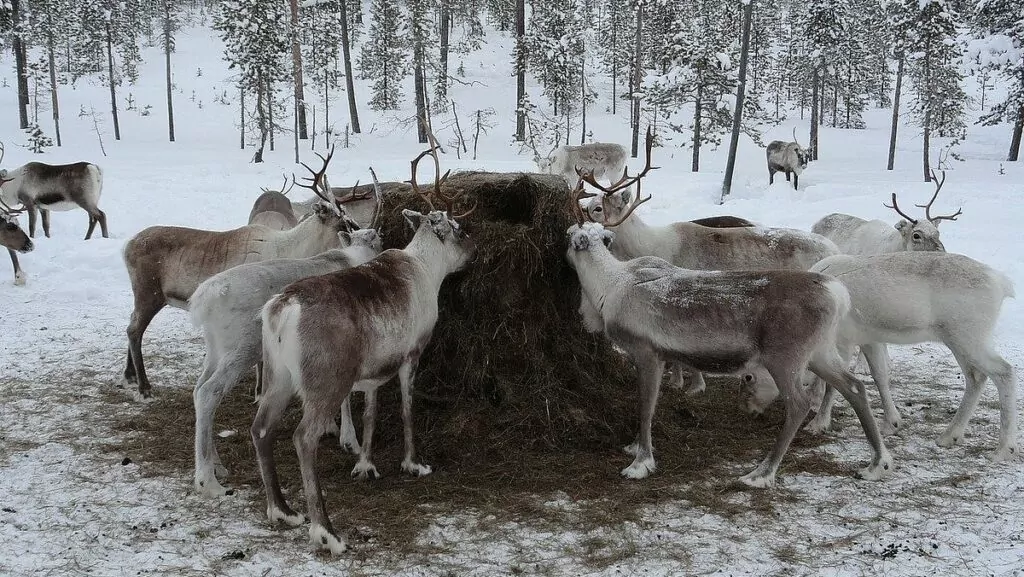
[0,197,33,286]
[812,170,961,254]
[253,134,477,555]
[0,141,108,239]
[189,220,383,497]
[535,141,628,188]
[565,176,892,486]
[579,128,839,395]
[766,128,811,189]
[121,146,357,398]
[248,177,299,231]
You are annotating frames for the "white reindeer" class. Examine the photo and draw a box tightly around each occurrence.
[786,253,1017,459]
[564,206,892,486]
[121,147,358,397]
[579,128,839,395]
[766,128,811,190]
[0,141,108,239]
[252,137,477,555]
[535,141,628,188]
[812,170,961,254]
[189,226,383,497]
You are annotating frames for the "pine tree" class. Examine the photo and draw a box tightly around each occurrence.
[802,0,850,157]
[300,0,343,145]
[359,0,407,110]
[907,0,967,179]
[595,0,632,116]
[972,0,1024,160]
[527,0,585,139]
[214,0,290,162]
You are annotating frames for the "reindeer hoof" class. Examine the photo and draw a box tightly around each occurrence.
[936,431,961,448]
[195,476,232,498]
[268,505,305,528]
[622,441,640,456]
[309,524,347,555]
[738,471,776,488]
[988,445,1019,463]
[350,462,379,481]
[684,381,706,396]
[855,452,893,481]
[620,457,655,480]
[401,461,432,477]
[880,419,902,437]
[13,272,26,286]
[804,415,831,435]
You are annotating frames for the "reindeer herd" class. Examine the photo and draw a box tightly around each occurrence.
[0,128,1017,556]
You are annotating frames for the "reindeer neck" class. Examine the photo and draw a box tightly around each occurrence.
[605,213,656,260]
[275,215,334,257]
[402,228,450,294]
[573,246,624,307]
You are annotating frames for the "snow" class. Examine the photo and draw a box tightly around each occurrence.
[2,21,1024,577]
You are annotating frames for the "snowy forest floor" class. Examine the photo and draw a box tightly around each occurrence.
[1,24,1023,577]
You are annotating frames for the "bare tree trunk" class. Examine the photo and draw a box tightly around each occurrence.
[164,0,175,142]
[105,23,122,141]
[887,55,904,170]
[580,47,587,145]
[339,0,361,133]
[240,84,245,150]
[268,78,275,152]
[1008,111,1023,161]
[721,0,753,202]
[515,0,526,141]
[46,14,62,147]
[12,0,29,130]
[692,81,703,172]
[810,68,819,161]
[254,78,268,163]
[610,0,618,116]
[289,0,308,139]
[438,0,450,104]
[412,4,428,144]
[630,2,643,158]
[922,38,932,181]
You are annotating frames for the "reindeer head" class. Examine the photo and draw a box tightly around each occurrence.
[576,126,657,227]
[291,144,370,240]
[565,222,616,267]
[0,199,32,254]
[885,170,961,252]
[406,130,477,273]
[338,228,383,253]
[791,128,810,171]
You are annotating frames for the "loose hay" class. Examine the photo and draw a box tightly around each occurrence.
[109,171,840,560]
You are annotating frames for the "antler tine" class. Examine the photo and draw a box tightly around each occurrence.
[0,140,5,166]
[568,174,594,226]
[368,167,386,229]
[293,143,337,205]
[409,148,437,212]
[281,174,294,195]
[0,195,25,216]
[883,192,918,224]
[603,180,652,228]
[917,169,946,222]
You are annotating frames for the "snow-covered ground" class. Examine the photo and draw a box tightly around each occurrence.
[1,25,1023,577]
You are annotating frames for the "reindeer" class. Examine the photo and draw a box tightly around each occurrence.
[579,128,839,395]
[252,135,477,555]
[121,146,358,398]
[767,253,1017,459]
[565,179,892,486]
[812,171,961,254]
[534,141,628,189]
[690,215,756,228]
[189,220,383,497]
[766,128,811,190]
[0,197,33,286]
[248,177,299,231]
[0,141,108,239]
[292,181,405,226]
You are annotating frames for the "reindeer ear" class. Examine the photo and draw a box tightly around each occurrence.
[570,233,591,251]
[402,208,424,233]
[619,189,633,205]
[313,203,333,220]
[337,230,352,246]
[894,220,910,232]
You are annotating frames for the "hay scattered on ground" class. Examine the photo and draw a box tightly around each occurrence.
[107,171,845,558]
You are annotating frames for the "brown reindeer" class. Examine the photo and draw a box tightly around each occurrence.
[248,177,299,230]
[0,195,33,286]
[121,147,357,398]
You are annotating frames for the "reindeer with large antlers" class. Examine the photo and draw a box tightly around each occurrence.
[575,127,840,399]
[253,132,476,555]
[1,194,33,286]
[565,157,892,486]
[248,176,298,231]
[121,146,359,398]
[812,169,961,255]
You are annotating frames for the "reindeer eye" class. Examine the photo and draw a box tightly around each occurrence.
[593,206,603,213]
[912,233,922,241]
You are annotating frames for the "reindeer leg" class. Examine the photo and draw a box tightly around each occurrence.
[862,343,901,435]
[398,358,431,477]
[40,208,51,238]
[251,361,304,529]
[768,168,775,185]
[194,351,251,497]
[622,351,663,479]
[253,361,264,402]
[85,208,108,239]
[26,203,37,238]
[740,361,814,488]
[338,394,361,455]
[351,382,381,480]
[810,349,893,481]
[9,249,25,286]
[85,213,97,240]
[294,385,350,555]
[792,173,799,190]
[125,297,165,397]
[785,171,791,182]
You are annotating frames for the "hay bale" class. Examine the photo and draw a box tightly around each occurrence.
[372,171,638,457]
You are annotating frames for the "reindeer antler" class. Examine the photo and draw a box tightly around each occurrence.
[0,140,5,166]
[883,193,918,224]
[261,174,294,195]
[919,169,962,223]
[367,167,386,229]
[569,169,598,226]
[577,126,658,227]
[291,144,339,212]
[409,128,476,220]
[0,196,25,217]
